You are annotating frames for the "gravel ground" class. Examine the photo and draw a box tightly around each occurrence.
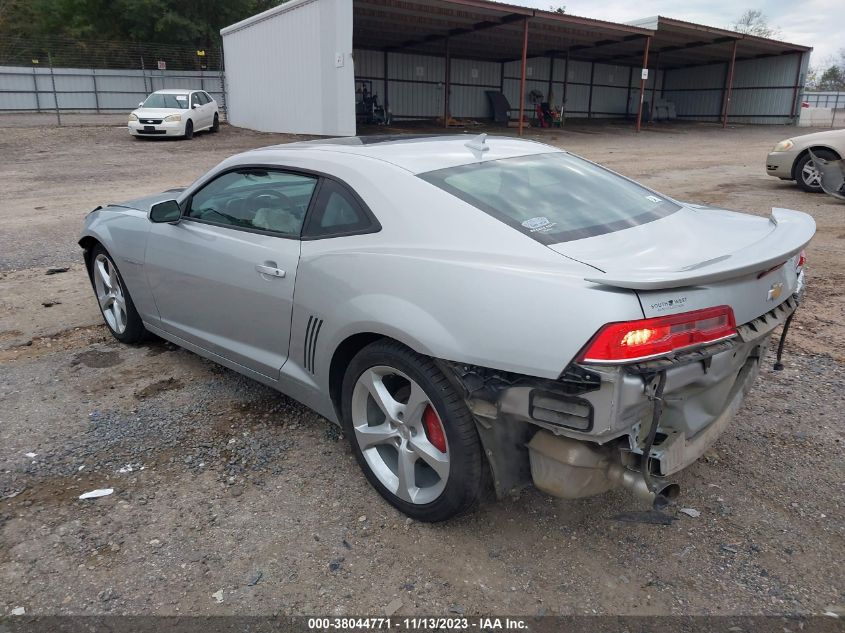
[0,118,843,618]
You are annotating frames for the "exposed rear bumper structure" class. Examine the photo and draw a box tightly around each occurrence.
[448,295,799,507]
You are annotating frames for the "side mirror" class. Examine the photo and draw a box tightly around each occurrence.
[150,200,182,224]
[192,104,198,109]
[138,101,144,107]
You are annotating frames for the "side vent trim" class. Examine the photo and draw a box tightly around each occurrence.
[303,315,324,374]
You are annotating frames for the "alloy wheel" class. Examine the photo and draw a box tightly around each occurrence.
[801,160,821,188]
[93,253,128,334]
[350,366,450,505]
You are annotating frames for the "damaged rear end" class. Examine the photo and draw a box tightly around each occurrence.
[446,206,815,508]
[420,147,815,508]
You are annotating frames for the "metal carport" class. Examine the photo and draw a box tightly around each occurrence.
[628,16,811,126]
[351,0,655,133]
[221,0,811,136]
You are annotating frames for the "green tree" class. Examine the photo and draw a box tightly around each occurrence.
[0,0,282,47]
[817,65,845,91]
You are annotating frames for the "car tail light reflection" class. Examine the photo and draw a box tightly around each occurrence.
[422,404,447,453]
[577,305,737,364]
[796,249,806,272]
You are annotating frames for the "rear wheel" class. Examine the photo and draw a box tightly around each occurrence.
[89,245,147,343]
[183,119,194,140]
[211,113,219,132]
[341,340,483,522]
[796,149,838,192]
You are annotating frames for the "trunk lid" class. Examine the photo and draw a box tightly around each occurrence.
[549,206,815,325]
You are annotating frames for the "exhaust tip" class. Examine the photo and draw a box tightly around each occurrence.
[652,482,680,510]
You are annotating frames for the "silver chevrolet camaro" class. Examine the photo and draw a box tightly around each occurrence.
[80,135,815,521]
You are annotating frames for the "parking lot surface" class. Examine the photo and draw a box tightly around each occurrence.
[0,118,843,616]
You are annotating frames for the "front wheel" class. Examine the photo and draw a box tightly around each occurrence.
[796,149,838,192]
[89,245,147,343]
[340,340,484,522]
[183,119,194,140]
[211,113,219,132]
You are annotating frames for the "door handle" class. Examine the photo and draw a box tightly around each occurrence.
[255,264,286,278]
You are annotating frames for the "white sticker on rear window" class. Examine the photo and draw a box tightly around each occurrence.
[521,216,557,233]
[176,95,187,101]
[646,195,663,203]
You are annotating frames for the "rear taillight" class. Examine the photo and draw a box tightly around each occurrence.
[577,305,737,364]
[795,250,806,272]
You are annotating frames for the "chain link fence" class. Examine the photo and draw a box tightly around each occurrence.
[0,37,226,125]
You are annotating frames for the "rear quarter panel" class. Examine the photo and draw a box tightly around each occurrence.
[277,159,645,386]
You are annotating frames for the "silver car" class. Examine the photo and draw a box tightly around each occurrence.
[80,135,815,521]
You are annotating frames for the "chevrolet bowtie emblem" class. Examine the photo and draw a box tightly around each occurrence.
[767,282,784,302]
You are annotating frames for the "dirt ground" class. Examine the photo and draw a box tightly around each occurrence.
[0,116,843,618]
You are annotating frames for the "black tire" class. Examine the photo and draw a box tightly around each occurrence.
[341,339,483,522]
[88,245,147,344]
[211,113,220,132]
[795,149,838,192]
[183,119,194,140]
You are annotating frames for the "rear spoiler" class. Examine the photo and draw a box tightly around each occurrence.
[584,208,815,290]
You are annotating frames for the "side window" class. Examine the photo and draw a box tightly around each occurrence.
[303,179,377,238]
[201,91,213,104]
[187,169,318,237]
[191,93,202,108]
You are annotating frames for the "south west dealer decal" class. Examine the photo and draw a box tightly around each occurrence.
[650,297,688,312]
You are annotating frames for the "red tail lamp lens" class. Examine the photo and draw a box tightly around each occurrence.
[422,405,447,453]
[578,305,737,364]
[796,250,806,270]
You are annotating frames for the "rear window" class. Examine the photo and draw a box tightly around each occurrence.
[418,152,680,244]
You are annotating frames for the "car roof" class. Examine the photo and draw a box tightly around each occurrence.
[151,89,199,94]
[251,135,561,174]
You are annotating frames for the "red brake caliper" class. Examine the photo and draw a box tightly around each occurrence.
[422,405,447,453]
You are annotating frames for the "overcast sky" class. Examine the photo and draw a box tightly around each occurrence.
[505,0,840,67]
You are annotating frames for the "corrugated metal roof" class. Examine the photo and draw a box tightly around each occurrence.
[626,16,811,69]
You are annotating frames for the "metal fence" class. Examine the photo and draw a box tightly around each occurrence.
[0,65,226,115]
[0,38,226,124]
[802,91,845,108]
[800,91,844,127]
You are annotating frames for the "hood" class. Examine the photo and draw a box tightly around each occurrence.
[107,189,186,213]
[547,204,815,290]
[133,108,186,117]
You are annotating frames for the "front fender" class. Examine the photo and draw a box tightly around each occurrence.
[80,206,158,322]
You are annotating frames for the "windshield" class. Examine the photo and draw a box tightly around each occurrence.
[419,152,681,244]
[142,93,189,109]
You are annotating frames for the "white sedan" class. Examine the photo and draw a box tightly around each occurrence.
[128,89,219,139]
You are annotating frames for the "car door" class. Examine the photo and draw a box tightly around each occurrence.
[197,91,213,126]
[145,167,319,378]
[202,91,217,121]
[189,92,205,127]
